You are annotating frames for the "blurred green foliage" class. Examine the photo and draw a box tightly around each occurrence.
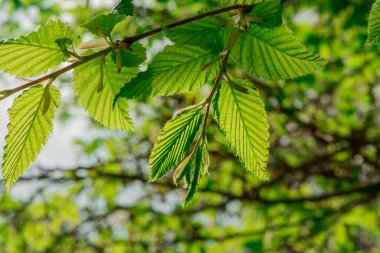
[0,0,379,252]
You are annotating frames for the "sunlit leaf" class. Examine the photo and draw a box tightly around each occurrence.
[248,0,282,28]
[2,85,60,190]
[111,43,146,68]
[73,55,138,131]
[164,16,227,51]
[213,79,269,180]
[149,105,204,181]
[117,45,221,99]
[231,23,326,80]
[0,20,74,77]
[83,14,124,37]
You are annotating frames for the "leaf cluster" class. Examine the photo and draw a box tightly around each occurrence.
[0,0,330,205]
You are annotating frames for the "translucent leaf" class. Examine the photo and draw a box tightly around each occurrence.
[173,153,193,185]
[0,20,74,77]
[218,0,263,5]
[82,14,124,37]
[164,16,227,52]
[213,79,269,180]
[231,24,326,80]
[111,43,146,68]
[79,39,109,49]
[116,45,221,99]
[73,55,138,131]
[367,0,380,45]
[1,85,60,190]
[248,0,282,28]
[149,106,204,181]
[183,143,203,206]
[113,0,134,16]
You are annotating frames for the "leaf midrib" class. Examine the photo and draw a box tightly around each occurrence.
[1,41,65,52]
[246,27,321,61]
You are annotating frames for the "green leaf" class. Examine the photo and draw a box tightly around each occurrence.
[0,20,74,77]
[182,137,209,205]
[164,16,227,52]
[248,0,282,28]
[173,152,193,185]
[217,0,263,5]
[83,14,124,37]
[111,43,146,68]
[149,105,204,181]
[73,55,138,131]
[116,45,221,99]
[367,0,380,45]
[1,85,60,190]
[183,142,204,206]
[213,79,269,180]
[231,24,326,80]
[113,0,134,16]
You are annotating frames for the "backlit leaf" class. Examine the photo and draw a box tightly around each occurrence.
[231,23,326,80]
[0,20,74,77]
[248,0,282,28]
[1,85,60,190]
[83,14,124,37]
[149,105,204,181]
[73,55,138,131]
[117,45,221,99]
[213,79,269,180]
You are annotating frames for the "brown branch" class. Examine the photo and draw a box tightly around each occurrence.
[123,5,244,44]
[1,4,248,99]
[0,47,113,100]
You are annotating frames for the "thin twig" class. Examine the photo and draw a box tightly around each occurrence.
[123,5,244,44]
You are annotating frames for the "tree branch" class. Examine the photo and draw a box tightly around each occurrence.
[122,5,245,44]
[1,4,249,99]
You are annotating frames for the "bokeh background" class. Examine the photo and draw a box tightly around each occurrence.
[0,0,379,252]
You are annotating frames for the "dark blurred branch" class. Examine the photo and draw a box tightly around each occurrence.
[17,164,380,205]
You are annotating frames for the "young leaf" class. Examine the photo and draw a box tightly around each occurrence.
[1,85,60,190]
[183,139,209,206]
[79,39,109,49]
[83,14,124,37]
[231,24,326,80]
[183,143,204,206]
[116,45,221,99]
[149,106,204,181]
[164,16,227,51]
[0,20,74,77]
[248,0,282,28]
[367,0,380,45]
[173,153,193,185]
[213,79,269,180]
[111,43,146,68]
[112,0,134,16]
[73,55,138,131]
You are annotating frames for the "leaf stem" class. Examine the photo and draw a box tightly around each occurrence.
[192,49,231,153]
